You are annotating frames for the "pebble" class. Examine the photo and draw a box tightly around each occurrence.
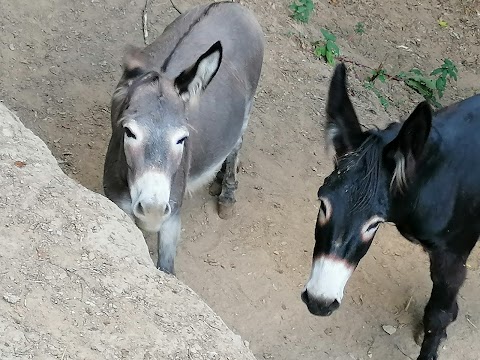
[3,293,21,304]
[382,324,397,335]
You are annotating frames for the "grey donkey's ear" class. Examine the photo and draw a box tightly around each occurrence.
[122,45,150,79]
[174,41,223,102]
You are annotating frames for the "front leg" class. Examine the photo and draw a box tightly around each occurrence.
[417,250,467,360]
[218,138,243,219]
[157,212,181,275]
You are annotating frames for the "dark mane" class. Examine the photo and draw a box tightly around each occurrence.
[334,133,384,213]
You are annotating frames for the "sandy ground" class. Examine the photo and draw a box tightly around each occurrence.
[1,0,479,359]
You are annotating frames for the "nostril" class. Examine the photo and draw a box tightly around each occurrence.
[164,203,171,216]
[301,290,309,305]
[135,201,145,216]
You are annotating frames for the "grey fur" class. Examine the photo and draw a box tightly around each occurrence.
[103,2,264,274]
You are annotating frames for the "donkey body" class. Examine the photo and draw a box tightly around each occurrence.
[103,2,264,274]
[302,63,480,360]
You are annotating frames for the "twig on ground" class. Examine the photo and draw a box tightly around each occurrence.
[337,56,404,82]
[466,315,478,329]
[142,0,150,44]
[405,295,413,312]
[170,0,182,14]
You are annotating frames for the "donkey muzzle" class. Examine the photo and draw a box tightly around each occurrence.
[301,289,340,316]
[130,171,172,232]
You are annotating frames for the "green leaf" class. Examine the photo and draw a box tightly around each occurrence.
[438,88,444,99]
[438,19,448,28]
[328,41,339,55]
[326,50,335,65]
[363,81,374,90]
[424,78,437,90]
[410,68,424,76]
[380,97,389,109]
[444,58,454,67]
[313,46,324,57]
[430,68,444,76]
[378,74,386,83]
[436,76,447,94]
[321,28,336,42]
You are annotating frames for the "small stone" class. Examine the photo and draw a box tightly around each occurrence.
[3,293,21,304]
[273,251,279,255]
[8,44,15,51]
[88,252,95,261]
[382,324,397,335]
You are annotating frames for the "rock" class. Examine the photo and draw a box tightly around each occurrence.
[382,324,397,335]
[0,104,256,360]
[3,293,20,304]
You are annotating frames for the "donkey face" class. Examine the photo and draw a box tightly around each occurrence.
[114,42,223,232]
[302,63,432,316]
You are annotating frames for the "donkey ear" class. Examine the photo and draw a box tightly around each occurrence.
[383,101,432,192]
[326,63,366,158]
[122,45,149,79]
[174,41,223,102]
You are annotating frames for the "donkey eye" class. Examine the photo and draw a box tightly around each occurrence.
[317,197,332,226]
[124,127,136,139]
[366,222,381,232]
[320,201,327,215]
[361,217,384,241]
[176,136,187,145]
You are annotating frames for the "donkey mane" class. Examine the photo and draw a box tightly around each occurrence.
[112,70,163,126]
[334,133,384,213]
[125,71,161,101]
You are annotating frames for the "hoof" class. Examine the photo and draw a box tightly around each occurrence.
[218,201,236,220]
[236,160,243,173]
[209,181,222,196]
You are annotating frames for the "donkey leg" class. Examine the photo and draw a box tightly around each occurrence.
[417,250,467,360]
[209,162,226,196]
[217,138,242,220]
[156,212,181,275]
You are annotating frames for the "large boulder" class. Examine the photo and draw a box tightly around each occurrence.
[0,103,255,360]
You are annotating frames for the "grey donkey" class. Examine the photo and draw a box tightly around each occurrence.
[103,2,265,274]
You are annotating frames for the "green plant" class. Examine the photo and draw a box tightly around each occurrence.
[289,0,314,23]
[430,58,458,98]
[354,22,365,34]
[364,81,389,110]
[397,60,457,108]
[313,29,340,65]
[397,68,441,108]
[368,67,387,83]
[364,66,389,109]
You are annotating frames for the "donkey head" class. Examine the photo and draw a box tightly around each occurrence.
[302,63,432,316]
[113,42,223,232]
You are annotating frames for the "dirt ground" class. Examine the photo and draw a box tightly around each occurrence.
[1,0,479,359]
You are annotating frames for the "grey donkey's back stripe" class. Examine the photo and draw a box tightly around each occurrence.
[161,2,227,72]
